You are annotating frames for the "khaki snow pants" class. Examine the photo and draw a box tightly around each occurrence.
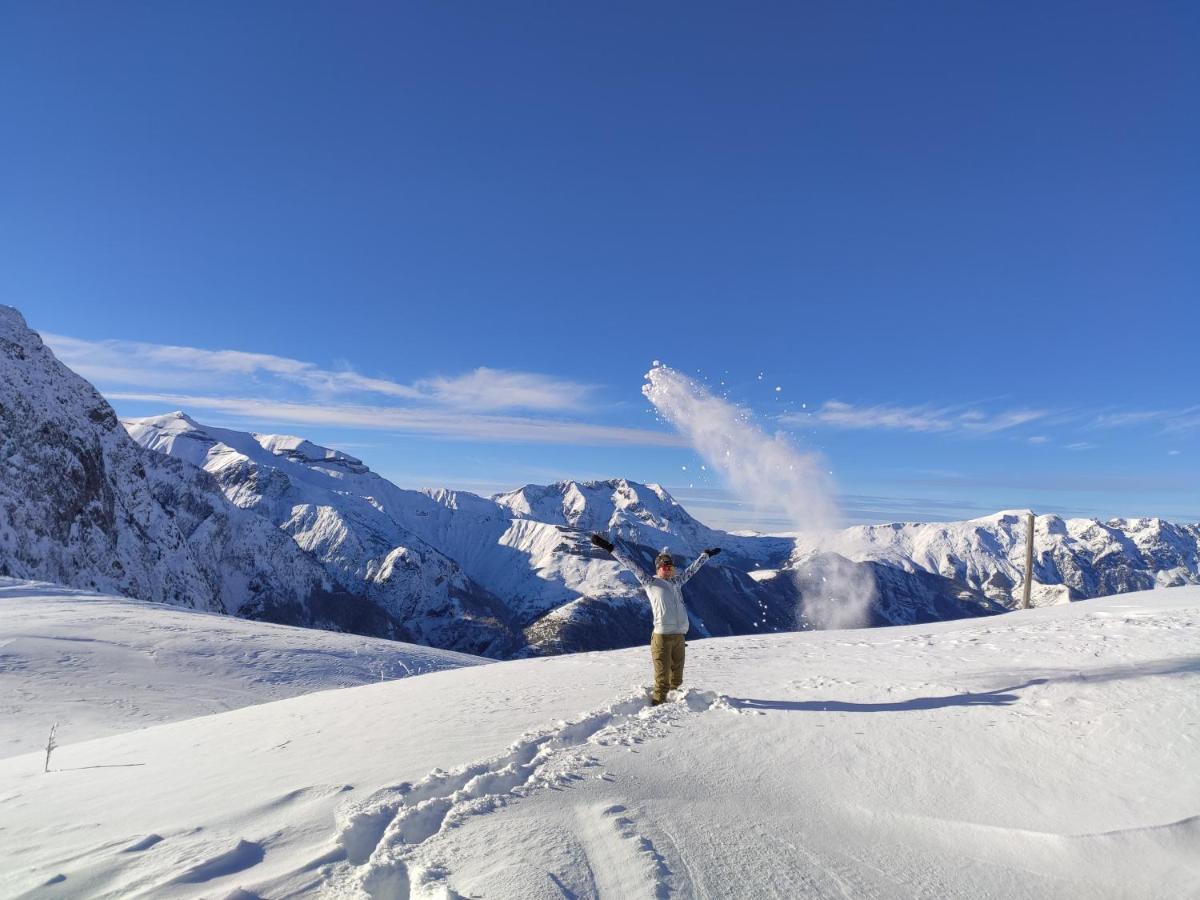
[650,632,686,703]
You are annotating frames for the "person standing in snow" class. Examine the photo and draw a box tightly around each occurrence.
[590,534,721,705]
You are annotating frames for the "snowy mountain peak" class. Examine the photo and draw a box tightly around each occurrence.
[127,415,371,479]
[1,310,343,627]
[166,409,202,426]
[123,412,226,469]
[969,509,1035,526]
[494,478,698,536]
[485,476,793,570]
[252,434,369,475]
[0,304,40,347]
[815,509,1200,605]
[124,410,522,656]
[1111,515,1167,531]
[643,482,680,505]
[125,410,209,438]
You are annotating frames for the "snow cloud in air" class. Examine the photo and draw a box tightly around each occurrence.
[642,364,875,629]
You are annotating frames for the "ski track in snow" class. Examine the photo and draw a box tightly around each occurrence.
[325,687,736,899]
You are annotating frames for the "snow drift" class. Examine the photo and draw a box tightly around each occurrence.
[0,578,486,758]
[2,585,1196,898]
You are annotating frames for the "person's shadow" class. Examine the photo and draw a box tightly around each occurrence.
[731,679,1047,713]
[730,655,1200,713]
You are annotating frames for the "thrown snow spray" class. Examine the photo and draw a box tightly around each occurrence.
[643,364,875,630]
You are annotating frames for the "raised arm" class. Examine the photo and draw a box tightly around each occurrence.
[591,533,654,588]
[675,547,721,586]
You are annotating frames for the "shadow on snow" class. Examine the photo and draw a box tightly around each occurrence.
[730,655,1200,713]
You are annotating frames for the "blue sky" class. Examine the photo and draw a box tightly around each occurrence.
[3,2,1197,528]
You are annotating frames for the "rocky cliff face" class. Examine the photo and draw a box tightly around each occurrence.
[0,306,400,639]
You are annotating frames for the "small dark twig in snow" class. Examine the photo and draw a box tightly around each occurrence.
[44,722,58,773]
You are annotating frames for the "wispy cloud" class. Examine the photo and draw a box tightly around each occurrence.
[971,409,1049,433]
[1091,410,1168,429]
[1162,410,1200,433]
[793,400,1049,435]
[803,401,956,432]
[791,397,1200,444]
[900,469,1189,493]
[671,486,1019,529]
[108,391,685,447]
[416,368,594,412]
[42,332,672,447]
[1089,406,1200,433]
[43,334,594,413]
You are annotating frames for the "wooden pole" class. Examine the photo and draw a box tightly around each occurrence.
[1021,511,1035,609]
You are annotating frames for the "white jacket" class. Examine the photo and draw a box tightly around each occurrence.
[612,545,711,635]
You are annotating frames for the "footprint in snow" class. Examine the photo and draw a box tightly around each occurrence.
[331,687,732,898]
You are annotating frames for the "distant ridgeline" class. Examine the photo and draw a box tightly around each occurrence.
[2,304,1197,658]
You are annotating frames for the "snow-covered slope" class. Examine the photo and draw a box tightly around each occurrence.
[804,510,1200,604]
[0,579,486,758]
[3,586,1196,898]
[123,415,805,649]
[0,307,385,637]
[125,413,1002,652]
[125,413,520,657]
[494,478,790,564]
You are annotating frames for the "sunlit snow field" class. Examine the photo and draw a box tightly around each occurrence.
[2,583,1197,898]
[0,579,486,758]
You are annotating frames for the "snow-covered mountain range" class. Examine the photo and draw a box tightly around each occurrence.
[3,304,1198,658]
[801,510,1200,604]
[122,411,823,655]
[121,409,1016,652]
[124,412,524,657]
[0,306,397,638]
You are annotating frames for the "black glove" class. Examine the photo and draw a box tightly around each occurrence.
[590,534,615,553]
[704,547,722,557]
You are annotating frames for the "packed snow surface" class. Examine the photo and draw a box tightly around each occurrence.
[3,585,1196,898]
[0,579,485,758]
